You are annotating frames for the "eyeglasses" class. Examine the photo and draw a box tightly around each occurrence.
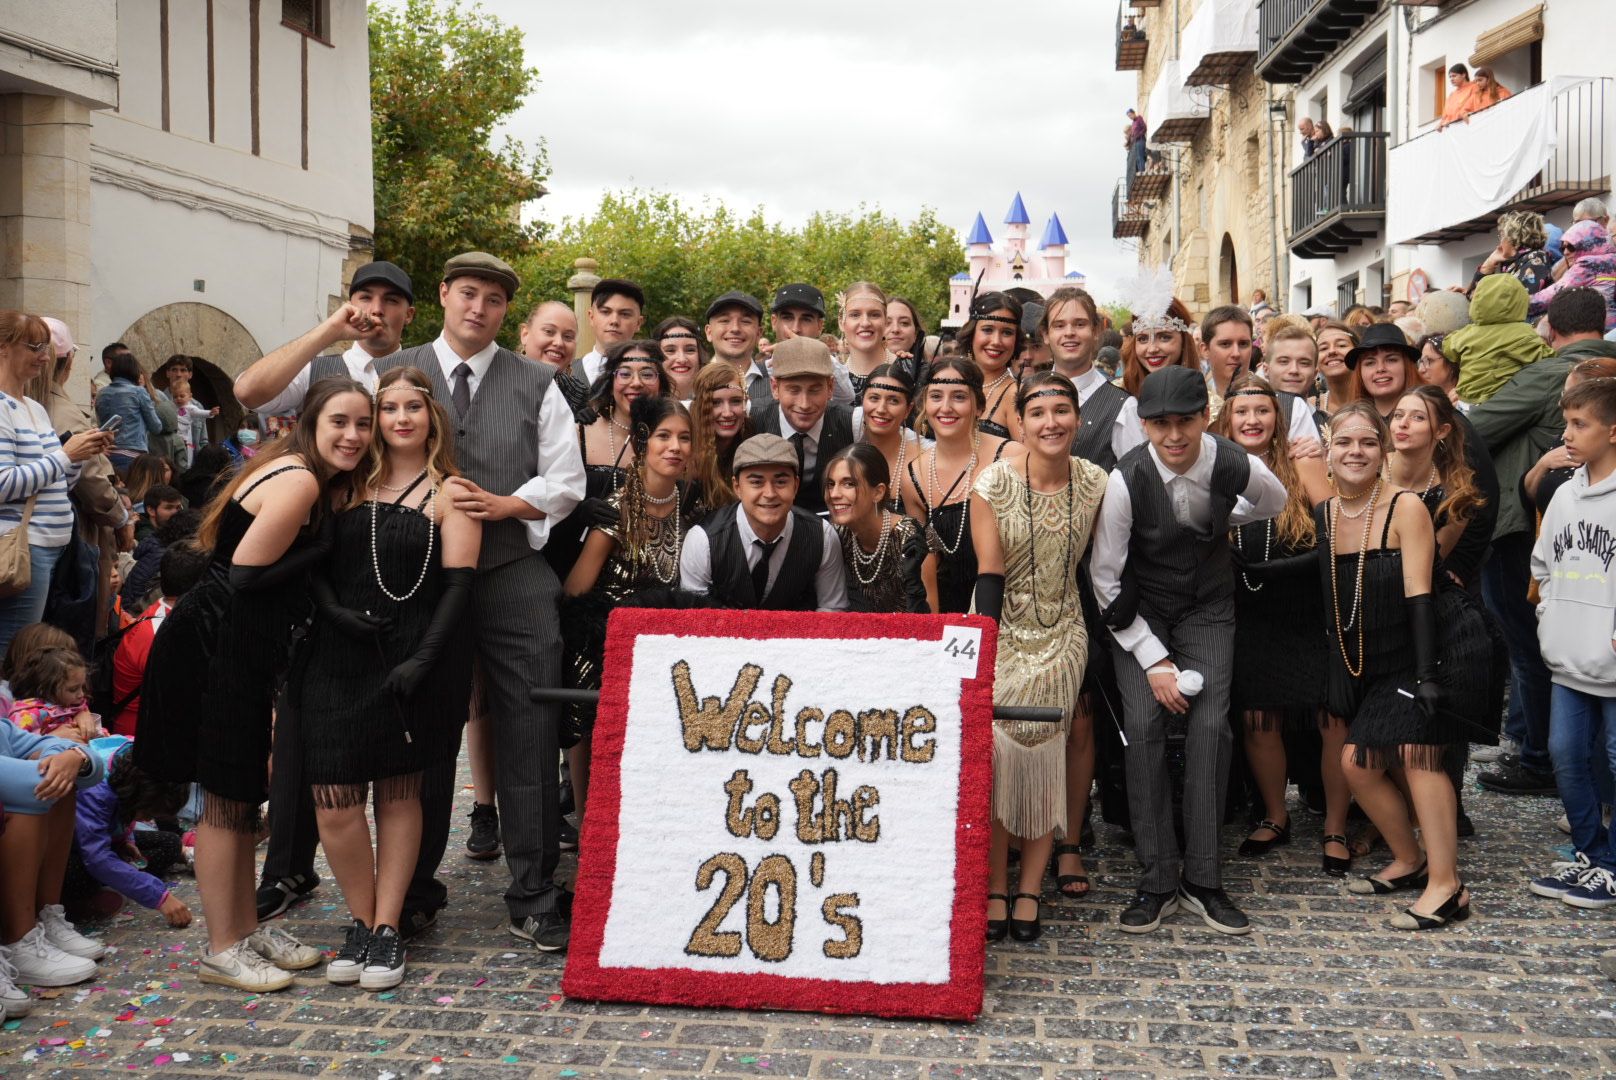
[614,367,660,383]
[21,341,50,355]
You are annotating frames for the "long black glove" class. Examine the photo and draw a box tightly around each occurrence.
[973,573,1005,621]
[1406,593,1442,720]
[228,517,334,592]
[311,574,389,639]
[577,496,620,530]
[1240,548,1319,581]
[556,372,599,426]
[899,523,930,614]
[383,567,474,700]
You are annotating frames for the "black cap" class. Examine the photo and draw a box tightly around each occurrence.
[770,283,824,315]
[1344,322,1419,369]
[591,277,645,310]
[1136,366,1209,419]
[349,261,413,303]
[705,291,764,322]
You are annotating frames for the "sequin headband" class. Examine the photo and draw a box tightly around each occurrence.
[1224,385,1276,400]
[1022,387,1077,403]
[659,330,699,341]
[971,312,1020,327]
[1131,314,1195,335]
[377,381,432,398]
[926,375,974,387]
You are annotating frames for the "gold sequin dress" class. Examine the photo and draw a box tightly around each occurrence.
[973,457,1109,837]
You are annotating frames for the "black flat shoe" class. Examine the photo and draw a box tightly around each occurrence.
[1347,862,1429,895]
[985,893,1009,943]
[1008,893,1041,942]
[1237,818,1291,857]
[1390,887,1471,930]
[1051,843,1091,898]
[1321,834,1352,878]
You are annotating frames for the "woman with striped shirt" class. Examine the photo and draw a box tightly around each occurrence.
[0,312,113,655]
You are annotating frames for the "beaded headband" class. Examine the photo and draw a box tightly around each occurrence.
[1131,314,1195,335]
[971,312,1020,328]
[1225,385,1276,400]
[377,382,432,398]
[926,375,975,387]
[865,379,913,397]
[659,331,699,342]
[1022,387,1077,403]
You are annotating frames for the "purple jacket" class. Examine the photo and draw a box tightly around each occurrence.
[72,780,169,910]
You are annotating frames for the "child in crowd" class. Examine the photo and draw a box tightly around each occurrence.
[168,379,212,469]
[113,543,211,738]
[1444,275,1553,407]
[1530,376,1616,909]
[121,507,201,614]
[0,624,76,714]
[63,744,192,927]
[7,641,97,742]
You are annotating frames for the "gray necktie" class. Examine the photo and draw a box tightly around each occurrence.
[451,362,472,418]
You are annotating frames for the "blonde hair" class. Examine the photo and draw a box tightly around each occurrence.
[839,281,889,315]
[363,367,459,497]
[1498,210,1547,252]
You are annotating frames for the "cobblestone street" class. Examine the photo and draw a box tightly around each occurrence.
[5,761,1616,1080]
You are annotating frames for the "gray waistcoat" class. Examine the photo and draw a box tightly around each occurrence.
[378,345,556,570]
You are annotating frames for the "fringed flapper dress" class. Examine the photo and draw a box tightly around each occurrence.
[973,457,1109,836]
[1230,518,1327,720]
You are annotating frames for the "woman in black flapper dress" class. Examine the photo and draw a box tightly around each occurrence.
[957,293,1024,440]
[292,368,479,987]
[1318,403,1471,932]
[136,377,373,984]
[823,443,928,613]
[901,357,1023,614]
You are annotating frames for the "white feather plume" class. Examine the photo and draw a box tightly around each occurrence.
[1120,264,1178,325]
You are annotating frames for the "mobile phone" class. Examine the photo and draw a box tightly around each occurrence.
[98,414,123,434]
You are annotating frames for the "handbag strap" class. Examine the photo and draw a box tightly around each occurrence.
[16,491,40,531]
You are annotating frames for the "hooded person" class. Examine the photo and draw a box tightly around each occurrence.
[1530,220,1616,332]
[1443,274,1553,406]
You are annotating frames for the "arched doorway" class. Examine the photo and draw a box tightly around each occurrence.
[116,303,261,442]
[1218,234,1240,306]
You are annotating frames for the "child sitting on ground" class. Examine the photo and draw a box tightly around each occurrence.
[6,639,97,743]
[63,743,192,927]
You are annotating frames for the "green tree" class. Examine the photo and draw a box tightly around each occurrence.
[369,0,547,345]
[516,191,962,335]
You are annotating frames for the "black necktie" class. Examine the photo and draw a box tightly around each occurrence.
[451,362,473,418]
[790,432,807,475]
[751,537,779,600]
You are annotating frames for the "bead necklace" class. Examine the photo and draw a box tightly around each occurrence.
[1419,463,1438,497]
[375,468,427,494]
[847,510,895,587]
[1024,456,1076,630]
[640,497,681,586]
[923,434,980,556]
[371,481,437,603]
[1237,519,1273,593]
[887,436,908,514]
[1335,481,1375,519]
[606,411,632,494]
[1327,478,1381,676]
[643,480,679,506]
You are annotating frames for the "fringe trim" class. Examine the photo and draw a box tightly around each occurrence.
[310,772,424,810]
[200,793,263,834]
[1242,709,1283,733]
[992,723,1070,838]
[1347,741,1449,773]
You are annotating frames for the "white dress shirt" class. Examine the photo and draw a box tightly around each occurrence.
[679,509,849,612]
[248,342,395,417]
[777,408,827,477]
[1068,365,1135,464]
[1090,432,1288,671]
[431,335,586,551]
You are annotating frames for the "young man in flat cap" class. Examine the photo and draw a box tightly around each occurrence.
[1090,366,1286,938]
[679,433,848,611]
[235,261,416,415]
[749,336,855,516]
[378,251,587,950]
[572,278,645,386]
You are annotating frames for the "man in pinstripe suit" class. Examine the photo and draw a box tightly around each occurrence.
[1090,367,1287,937]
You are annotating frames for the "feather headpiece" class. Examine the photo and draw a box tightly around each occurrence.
[1121,265,1193,335]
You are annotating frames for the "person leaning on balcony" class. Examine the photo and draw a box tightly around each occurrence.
[1437,65,1475,130]
[1529,220,1616,333]
[1298,117,1317,159]
[1470,211,1556,298]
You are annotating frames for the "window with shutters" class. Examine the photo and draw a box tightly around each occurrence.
[282,0,330,43]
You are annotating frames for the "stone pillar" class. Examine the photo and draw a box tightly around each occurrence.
[0,94,94,343]
[568,257,600,359]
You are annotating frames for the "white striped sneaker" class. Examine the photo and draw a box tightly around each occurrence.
[38,905,105,961]
[198,941,293,992]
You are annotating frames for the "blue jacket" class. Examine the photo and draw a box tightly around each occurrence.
[73,780,168,909]
[93,378,164,453]
[0,717,106,812]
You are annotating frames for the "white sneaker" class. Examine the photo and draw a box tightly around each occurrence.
[198,940,293,992]
[247,925,322,971]
[7,925,96,987]
[38,904,105,961]
[1470,738,1516,764]
[0,946,33,1018]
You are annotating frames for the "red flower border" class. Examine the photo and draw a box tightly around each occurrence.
[562,608,997,1021]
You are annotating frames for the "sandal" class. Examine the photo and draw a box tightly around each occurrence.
[1347,861,1429,896]
[1321,834,1352,878]
[1237,818,1291,857]
[1052,843,1091,898]
[1389,886,1470,931]
[986,893,1009,943]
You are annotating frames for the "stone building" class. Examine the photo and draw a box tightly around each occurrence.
[1114,0,1285,318]
[0,0,374,422]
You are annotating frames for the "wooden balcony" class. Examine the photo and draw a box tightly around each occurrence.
[1113,181,1151,239]
[1289,132,1387,258]
[1256,0,1380,85]
[1116,4,1148,72]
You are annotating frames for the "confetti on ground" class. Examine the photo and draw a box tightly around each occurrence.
[501,1055,519,1064]
[434,995,454,1005]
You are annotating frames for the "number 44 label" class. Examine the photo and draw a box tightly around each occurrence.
[939,626,982,678]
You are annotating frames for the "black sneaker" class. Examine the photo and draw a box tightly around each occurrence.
[255,873,319,921]
[558,820,579,852]
[465,803,501,861]
[398,907,438,942]
[325,920,370,985]
[508,911,570,952]
[1178,881,1251,936]
[1476,763,1557,796]
[1119,889,1179,934]
[359,926,406,991]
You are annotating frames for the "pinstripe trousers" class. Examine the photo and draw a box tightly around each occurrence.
[1111,599,1236,893]
[474,553,566,919]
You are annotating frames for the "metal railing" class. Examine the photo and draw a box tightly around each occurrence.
[1290,132,1387,239]
[1116,3,1148,71]
[1113,180,1150,239]
[1256,0,1380,82]
[1256,0,1312,67]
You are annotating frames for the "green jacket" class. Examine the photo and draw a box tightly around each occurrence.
[1466,336,1616,538]
[1445,274,1554,404]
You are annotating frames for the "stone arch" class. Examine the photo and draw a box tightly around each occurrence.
[115,302,260,438]
[1218,234,1240,308]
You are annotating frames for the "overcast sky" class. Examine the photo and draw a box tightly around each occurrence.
[469,0,1138,302]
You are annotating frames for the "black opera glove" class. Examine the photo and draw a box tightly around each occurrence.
[228,516,334,592]
[383,567,474,700]
[1405,593,1442,721]
[311,574,390,639]
[973,573,1005,622]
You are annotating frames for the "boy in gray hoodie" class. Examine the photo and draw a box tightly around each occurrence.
[1530,376,1616,915]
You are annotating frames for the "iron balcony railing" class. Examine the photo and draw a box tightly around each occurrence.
[1289,132,1387,257]
[1113,180,1150,240]
[1256,0,1380,84]
[1116,3,1148,71]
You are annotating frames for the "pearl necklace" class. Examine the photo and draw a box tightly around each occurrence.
[924,435,980,556]
[888,436,908,514]
[643,481,679,506]
[1328,478,1381,676]
[371,482,436,603]
[375,468,427,494]
[606,412,632,492]
[847,510,895,587]
[642,499,681,586]
[1335,481,1376,519]
[1237,518,1273,593]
